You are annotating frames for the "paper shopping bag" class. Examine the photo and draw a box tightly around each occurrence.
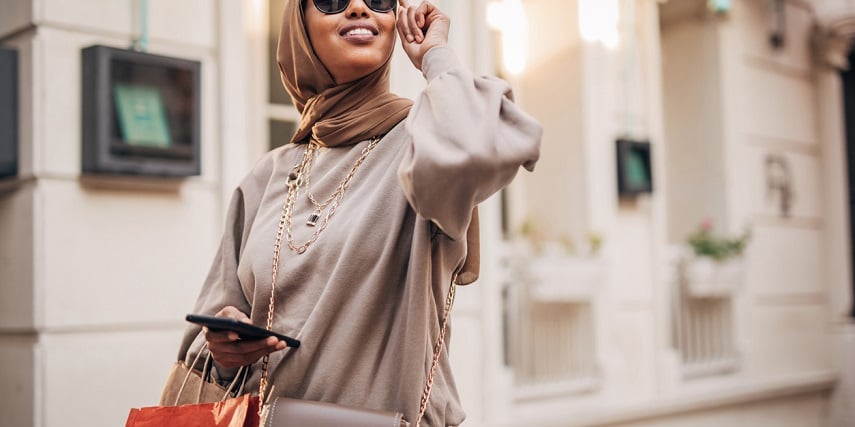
[126,393,260,427]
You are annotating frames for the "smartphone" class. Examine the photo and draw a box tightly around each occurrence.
[186,314,301,348]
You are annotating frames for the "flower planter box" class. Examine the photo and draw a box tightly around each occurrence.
[681,257,744,298]
[526,253,603,302]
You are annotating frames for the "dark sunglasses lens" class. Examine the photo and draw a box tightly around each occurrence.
[314,0,348,14]
[367,0,396,12]
[314,0,396,13]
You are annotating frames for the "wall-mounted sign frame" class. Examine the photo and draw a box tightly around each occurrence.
[0,47,18,179]
[616,139,653,197]
[82,45,201,177]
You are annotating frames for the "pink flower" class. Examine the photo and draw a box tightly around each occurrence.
[700,218,714,231]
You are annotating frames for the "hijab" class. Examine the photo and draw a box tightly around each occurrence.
[276,0,479,284]
[276,0,411,147]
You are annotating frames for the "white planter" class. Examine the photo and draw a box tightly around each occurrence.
[681,256,744,298]
[525,253,603,302]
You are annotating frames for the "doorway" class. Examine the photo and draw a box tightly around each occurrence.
[840,48,855,318]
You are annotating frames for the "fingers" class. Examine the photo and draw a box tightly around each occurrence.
[396,6,413,43]
[397,5,419,43]
[398,0,433,43]
[204,306,247,342]
[204,306,286,369]
[204,306,248,342]
[397,0,449,71]
[409,2,422,42]
[204,328,239,343]
[216,306,250,322]
[415,1,431,29]
[208,335,285,369]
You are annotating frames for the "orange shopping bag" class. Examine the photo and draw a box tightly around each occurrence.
[125,394,260,427]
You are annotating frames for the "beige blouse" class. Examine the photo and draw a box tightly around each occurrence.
[176,46,542,427]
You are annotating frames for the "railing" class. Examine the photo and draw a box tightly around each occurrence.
[511,300,600,399]
[672,257,742,378]
[507,249,602,399]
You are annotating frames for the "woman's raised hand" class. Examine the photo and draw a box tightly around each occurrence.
[397,0,450,71]
[203,306,286,372]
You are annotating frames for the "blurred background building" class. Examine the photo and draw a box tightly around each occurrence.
[0,0,852,426]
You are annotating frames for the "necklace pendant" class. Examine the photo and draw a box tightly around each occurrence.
[287,171,300,189]
[306,213,320,227]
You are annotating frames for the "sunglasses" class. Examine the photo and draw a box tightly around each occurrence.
[313,0,397,14]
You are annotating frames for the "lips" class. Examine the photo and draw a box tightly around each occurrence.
[339,23,379,42]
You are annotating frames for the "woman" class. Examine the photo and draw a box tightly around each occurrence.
[174,0,541,425]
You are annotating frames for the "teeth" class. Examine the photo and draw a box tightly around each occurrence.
[346,28,373,36]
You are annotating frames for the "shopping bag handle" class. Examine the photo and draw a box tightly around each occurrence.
[174,343,248,406]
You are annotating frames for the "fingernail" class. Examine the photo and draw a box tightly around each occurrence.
[407,35,414,42]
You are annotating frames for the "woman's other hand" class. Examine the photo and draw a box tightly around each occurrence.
[397,0,449,70]
[204,306,286,372]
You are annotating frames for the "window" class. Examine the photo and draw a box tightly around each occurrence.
[266,0,300,150]
[0,47,17,178]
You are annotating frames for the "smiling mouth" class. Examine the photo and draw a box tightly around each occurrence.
[340,24,379,37]
[344,28,375,36]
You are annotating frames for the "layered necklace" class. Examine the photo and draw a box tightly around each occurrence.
[279,136,381,254]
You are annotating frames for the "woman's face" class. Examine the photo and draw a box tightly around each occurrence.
[304,0,397,84]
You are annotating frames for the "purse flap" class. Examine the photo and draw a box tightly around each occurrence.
[266,397,409,427]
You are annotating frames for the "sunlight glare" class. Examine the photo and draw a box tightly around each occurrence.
[579,0,620,48]
[487,0,528,75]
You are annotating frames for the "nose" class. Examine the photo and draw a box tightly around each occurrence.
[344,0,371,17]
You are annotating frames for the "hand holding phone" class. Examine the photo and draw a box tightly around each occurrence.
[186,314,301,348]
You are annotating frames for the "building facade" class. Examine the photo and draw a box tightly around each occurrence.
[0,0,852,426]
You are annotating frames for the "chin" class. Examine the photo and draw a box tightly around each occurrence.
[332,55,389,83]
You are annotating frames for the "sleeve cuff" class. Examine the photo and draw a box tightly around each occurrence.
[421,46,463,82]
[211,363,240,384]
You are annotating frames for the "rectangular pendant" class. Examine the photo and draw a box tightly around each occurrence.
[306,213,319,227]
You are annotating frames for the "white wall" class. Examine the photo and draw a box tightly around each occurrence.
[661,17,727,243]
[661,0,834,383]
[726,0,832,381]
[811,2,855,426]
[0,1,225,425]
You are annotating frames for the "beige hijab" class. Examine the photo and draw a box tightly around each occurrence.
[276,0,410,146]
[276,0,479,284]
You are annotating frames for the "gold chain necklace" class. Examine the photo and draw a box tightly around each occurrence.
[282,136,381,254]
[302,144,340,226]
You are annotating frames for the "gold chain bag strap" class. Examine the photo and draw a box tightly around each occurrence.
[258,141,458,427]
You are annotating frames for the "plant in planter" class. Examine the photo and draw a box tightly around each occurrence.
[511,219,605,302]
[516,219,603,258]
[687,218,750,262]
[682,219,751,298]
